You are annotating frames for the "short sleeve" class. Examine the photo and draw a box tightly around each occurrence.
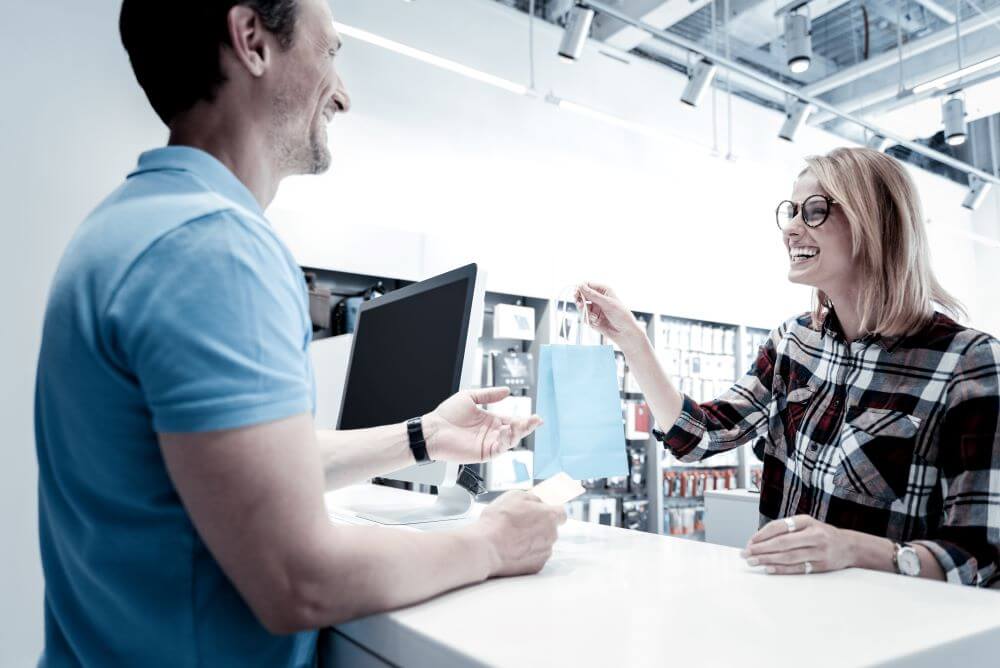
[105,212,312,433]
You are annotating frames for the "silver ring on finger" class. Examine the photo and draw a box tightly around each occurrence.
[784,517,796,533]
[803,560,813,575]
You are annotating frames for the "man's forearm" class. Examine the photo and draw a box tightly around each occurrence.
[317,423,411,490]
[284,518,494,630]
[317,415,446,489]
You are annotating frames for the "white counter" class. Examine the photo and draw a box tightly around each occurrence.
[323,485,1000,668]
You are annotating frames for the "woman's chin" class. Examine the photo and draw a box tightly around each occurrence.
[787,265,817,287]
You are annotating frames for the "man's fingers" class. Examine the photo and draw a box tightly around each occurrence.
[508,415,543,442]
[468,386,511,405]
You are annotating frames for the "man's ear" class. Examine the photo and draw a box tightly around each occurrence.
[226,5,271,77]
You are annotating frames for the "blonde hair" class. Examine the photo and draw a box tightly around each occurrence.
[802,147,965,337]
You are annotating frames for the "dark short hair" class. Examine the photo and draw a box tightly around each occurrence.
[120,0,299,125]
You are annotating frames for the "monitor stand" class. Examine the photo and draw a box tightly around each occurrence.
[355,485,475,526]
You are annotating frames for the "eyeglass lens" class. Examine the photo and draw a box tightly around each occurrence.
[777,195,830,228]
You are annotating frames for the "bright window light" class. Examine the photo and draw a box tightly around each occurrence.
[333,22,530,96]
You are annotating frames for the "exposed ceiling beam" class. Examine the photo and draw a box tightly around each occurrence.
[865,0,937,34]
[809,31,1000,124]
[638,38,788,106]
[726,0,854,48]
[800,5,1000,96]
[579,0,1000,185]
[591,0,714,51]
[912,0,956,24]
[820,65,1000,124]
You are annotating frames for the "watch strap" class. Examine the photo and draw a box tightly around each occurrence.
[406,417,431,463]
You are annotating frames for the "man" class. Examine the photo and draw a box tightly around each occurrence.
[34,1,565,665]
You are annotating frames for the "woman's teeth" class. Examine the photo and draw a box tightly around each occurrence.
[790,247,819,264]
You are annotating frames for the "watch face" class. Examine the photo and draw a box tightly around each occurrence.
[899,547,921,576]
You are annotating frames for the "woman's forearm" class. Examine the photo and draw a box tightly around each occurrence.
[619,333,685,434]
[844,530,945,581]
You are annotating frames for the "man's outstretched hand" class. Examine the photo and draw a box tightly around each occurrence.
[423,387,542,463]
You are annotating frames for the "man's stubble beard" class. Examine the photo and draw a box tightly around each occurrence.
[272,92,332,176]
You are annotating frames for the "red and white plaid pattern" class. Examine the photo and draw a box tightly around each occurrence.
[655,310,1000,586]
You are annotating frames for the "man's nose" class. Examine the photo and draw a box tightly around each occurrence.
[332,78,351,113]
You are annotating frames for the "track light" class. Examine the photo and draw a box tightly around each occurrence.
[680,59,717,107]
[942,95,967,146]
[784,13,812,74]
[558,3,595,62]
[866,134,890,152]
[962,175,992,210]
[779,100,812,142]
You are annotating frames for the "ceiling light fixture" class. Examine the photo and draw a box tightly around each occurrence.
[333,22,529,96]
[680,58,717,107]
[784,12,812,74]
[558,3,595,62]
[778,99,812,141]
[942,94,967,146]
[866,133,891,152]
[962,175,992,210]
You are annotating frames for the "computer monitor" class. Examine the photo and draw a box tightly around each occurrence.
[335,263,485,523]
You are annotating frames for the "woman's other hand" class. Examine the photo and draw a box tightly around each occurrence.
[575,283,647,353]
[741,515,855,575]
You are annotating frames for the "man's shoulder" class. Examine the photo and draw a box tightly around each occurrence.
[54,172,286,316]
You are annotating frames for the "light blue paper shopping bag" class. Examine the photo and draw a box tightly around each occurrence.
[534,343,628,480]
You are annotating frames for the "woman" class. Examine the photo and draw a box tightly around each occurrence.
[578,147,1000,586]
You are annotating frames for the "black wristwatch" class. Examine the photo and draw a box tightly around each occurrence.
[406,417,431,464]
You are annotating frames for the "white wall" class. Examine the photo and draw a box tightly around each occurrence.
[0,3,166,663]
[0,0,996,663]
[270,0,992,331]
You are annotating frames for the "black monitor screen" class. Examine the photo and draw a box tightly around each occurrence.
[337,277,472,430]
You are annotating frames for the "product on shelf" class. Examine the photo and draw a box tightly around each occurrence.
[621,499,650,532]
[587,497,619,527]
[627,447,646,494]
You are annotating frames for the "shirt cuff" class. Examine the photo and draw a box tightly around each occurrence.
[908,539,980,586]
[652,395,706,460]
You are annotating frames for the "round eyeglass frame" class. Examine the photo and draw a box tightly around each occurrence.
[775,194,837,231]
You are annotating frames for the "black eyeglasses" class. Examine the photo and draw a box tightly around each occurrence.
[775,195,837,230]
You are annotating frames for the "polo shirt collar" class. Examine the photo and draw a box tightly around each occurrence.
[129,146,265,218]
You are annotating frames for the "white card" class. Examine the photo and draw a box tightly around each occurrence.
[531,472,585,506]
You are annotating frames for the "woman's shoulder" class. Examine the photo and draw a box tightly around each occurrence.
[773,311,816,340]
[926,312,1000,367]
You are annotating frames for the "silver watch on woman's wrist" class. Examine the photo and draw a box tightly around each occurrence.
[893,543,921,577]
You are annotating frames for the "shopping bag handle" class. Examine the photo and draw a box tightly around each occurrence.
[554,285,591,346]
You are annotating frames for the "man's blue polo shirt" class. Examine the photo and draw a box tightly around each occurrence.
[35,147,317,667]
